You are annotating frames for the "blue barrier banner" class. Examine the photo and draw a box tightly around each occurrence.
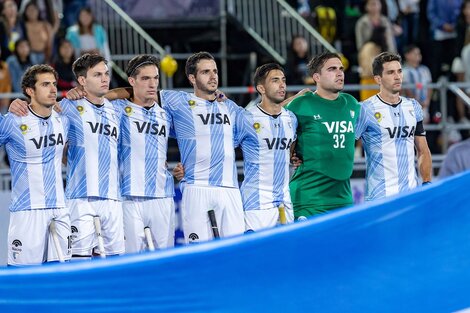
[1,172,470,312]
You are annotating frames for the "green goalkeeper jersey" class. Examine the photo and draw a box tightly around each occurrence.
[286,92,360,217]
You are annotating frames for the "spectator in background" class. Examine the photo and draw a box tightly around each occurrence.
[0,0,23,61]
[286,35,313,87]
[402,44,433,123]
[0,46,12,111]
[65,7,110,62]
[383,0,403,53]
[19,0,62,36]
[6,39,33,93]
[358,25,388,101]
[427,0,462,80]
[397,0,421,48]
[52,38,76,92]
[439,137,470,178]
[452,0,470,123]
[22,1,53,64]
[355,0,397,54]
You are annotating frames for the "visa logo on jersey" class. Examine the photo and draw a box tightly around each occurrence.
[133,121,167,136]
[30,133,65,149]
[87,122,118,139]
[263,137,293,150]
[322,121,354,133]
[197,113,231,125]
[386,126,416,138]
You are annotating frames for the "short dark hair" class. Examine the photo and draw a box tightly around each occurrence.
[126,54,160,77]
[185,51,215,77]
[21,64,58,99]
[253,63,285,94]
[72,53,107,79]
[307,52,342,77]
[372,52,402,76]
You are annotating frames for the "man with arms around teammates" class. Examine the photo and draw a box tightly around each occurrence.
[10,54,124,259]
[1,65,71,265]
[235,63,298,231]
[161,52,245,243]
[355,52,432,200]
[117,55,175,252]
[286,52,360,219]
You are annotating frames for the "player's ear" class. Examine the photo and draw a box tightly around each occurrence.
[188,74,196,87]
[256,84,265,95]
[312,73,320,84]
[128,76,135,87]
[25,87,34,98]
[77,75,86,87]
[374,75,381,85]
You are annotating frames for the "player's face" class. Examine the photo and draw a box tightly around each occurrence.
[30,73,57,108]
[315,57,344,93]
[377,60,403,94]
[261,69,286,104]
[191,59,218,95]
[129,65,159,103]
[81,61,110,98]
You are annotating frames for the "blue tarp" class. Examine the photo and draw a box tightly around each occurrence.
[1,172,470,312]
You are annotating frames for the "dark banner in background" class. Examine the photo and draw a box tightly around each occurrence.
[113,0,220,22]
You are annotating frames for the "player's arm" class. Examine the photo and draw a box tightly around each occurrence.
[290,141,302,169]
[415,135,432,184]
[281,88,312,107]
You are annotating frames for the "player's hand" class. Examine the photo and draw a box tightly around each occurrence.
[290,153,302,169]
[215,89,226,102]
[66,87,86,100]
[53,102,63,113]
[8,98,29,116]
[173,162,184,181]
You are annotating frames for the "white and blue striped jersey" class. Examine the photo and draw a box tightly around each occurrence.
[117,99,174,199]
[355,95,424,201]
[161,90,242,188]
[236,105,297,211]
[61,98,121,200]
[0,110,68,212]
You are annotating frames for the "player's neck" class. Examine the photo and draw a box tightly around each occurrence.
[29,102,53,118]
[131,95,155,107]
[378,90,400,104]
[84,93,104,105]
[315,88,339,101]
[259,100,282,115]
[194,89,216,101]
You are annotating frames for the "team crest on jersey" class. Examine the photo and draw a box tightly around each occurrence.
[350,110,355,118]
[253,122,262,133]
[188,100,196,109]
[124,106,133,116]
[19,124,29,134]
[374,112,382,122]
[76,105,85,115]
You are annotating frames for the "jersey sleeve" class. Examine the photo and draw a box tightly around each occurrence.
[60,98,75,115]
[234,108,249,148]
[412,98,424,122]
[0,114,10,146]
[355,103,371,140]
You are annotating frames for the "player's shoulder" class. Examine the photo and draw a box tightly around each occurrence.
[339,92,359,105]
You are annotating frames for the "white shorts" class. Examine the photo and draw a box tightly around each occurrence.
[8,208,71,266]
[181,185,244,243]
[244,204,294,232]
[68,198,124,256]
[123,197,175,253]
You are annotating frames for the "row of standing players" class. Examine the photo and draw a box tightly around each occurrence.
[2,50,432,266]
